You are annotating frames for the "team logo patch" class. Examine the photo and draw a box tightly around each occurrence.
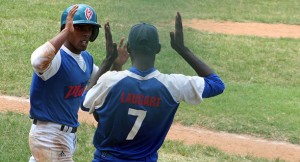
[85,8,93,20]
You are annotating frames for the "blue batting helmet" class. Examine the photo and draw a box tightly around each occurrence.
[60,4,101,42]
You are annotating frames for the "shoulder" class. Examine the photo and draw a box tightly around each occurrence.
[156,73,204,85]
[98,70,128,83]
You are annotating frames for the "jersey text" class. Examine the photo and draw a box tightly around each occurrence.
[120,92,161,108]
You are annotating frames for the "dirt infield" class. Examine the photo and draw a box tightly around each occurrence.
[1,20,300,161]
[185,19,300,38]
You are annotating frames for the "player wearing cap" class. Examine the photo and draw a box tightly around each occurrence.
[28,4,128,162]
[82,12,225,161]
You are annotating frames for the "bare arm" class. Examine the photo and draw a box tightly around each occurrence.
[88,22,118,88]
[31,5,78,73]
[49,5,78,53]
[170,12,214,77]
[170,12,225,97]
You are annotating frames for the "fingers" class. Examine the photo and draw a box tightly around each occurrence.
[175,12,183,33]
[67,5,78,21]
[173,12,184,47]
[113,43,117,51]
[124,42,128,51]
[119,42,128,56]
[113,43,118,58]
[169,32,176,49]
[118,37,125,48]
[105,22,113,45]
[65,5,78,32]
[170,32,175,42]
[170,31,174,38]
[70,5,79,16]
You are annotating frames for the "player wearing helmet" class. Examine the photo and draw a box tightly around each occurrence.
[28,4,128,162]
[82,12,225,161]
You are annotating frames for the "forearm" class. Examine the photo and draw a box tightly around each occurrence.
[177,47,214,77]
[49,29,70,54]
[89,57,115,87]
[31,29,70,73]
[111,63,123,71]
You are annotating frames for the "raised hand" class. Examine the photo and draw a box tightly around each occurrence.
[112,37,129,70]
[49,4,78,54]
[170,12,185,53]
[105,22,118,62]
[87,22,120,89]
[65,4,78,33]
[169,12,214,77]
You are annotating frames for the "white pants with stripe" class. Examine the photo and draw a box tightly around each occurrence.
[28,120,77,162]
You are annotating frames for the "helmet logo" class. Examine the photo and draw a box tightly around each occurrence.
[85,8,93,20]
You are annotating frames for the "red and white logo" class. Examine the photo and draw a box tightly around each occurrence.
[85,8,93,20]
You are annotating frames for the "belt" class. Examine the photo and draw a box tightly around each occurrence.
[33,119,77,133]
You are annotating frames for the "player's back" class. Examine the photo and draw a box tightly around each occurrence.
[89,67,205,160]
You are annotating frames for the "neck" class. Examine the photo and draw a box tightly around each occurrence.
[64,42,81,54]
[131,54,155,71]
[132,62,154,71]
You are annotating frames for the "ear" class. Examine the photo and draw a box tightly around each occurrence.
[155,44,161,54]
[127,43,132,54]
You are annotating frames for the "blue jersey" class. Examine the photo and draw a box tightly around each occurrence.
[30,49,94,127]
[83,67,224,160]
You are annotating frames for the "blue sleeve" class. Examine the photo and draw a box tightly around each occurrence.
[202,74,225,98]
[80,90,90,112]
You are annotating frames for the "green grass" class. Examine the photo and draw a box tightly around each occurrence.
[0,0,300,159]
[0,112,275,162]
[176,84,300,143]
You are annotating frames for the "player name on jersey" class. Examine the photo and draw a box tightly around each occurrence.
[120,92,161,108]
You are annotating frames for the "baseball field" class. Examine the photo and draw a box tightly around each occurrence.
[0,0,300,161]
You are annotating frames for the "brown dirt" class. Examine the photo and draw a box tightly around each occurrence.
[2,21,300,162]
[185,19,300,38]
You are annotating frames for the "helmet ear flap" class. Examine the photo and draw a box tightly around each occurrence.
[90,27,99,42]
[60,24,65,31]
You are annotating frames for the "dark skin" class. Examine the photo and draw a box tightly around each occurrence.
[92,23,129,121]
[47,5,128,122]
[49,5,79,53]
[88,22,129,89]
[128,12,213,77]
[170,12,214,77]
[49,4,127,60]
[94,12,213,121]
[64,24,94,53]
[48,4,128,87]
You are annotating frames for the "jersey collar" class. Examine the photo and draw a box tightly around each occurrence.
[129,66,156,77]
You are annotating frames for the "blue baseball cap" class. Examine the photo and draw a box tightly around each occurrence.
[128,23,160,54]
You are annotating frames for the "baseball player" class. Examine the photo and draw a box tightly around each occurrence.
[82,12,225,162]
[28,4,127,162]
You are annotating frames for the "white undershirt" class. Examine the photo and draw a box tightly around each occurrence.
[61,45,86,72]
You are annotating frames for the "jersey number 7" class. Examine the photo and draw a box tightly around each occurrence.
[126,108,147,140]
